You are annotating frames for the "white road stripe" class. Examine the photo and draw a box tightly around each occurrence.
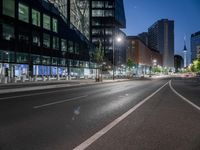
[169,80,200,111]
[73,81,169,150]
[33,95,88,109]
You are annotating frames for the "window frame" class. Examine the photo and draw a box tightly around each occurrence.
[18,3,29,23]
[43,14,51,30]
[32,9,41,26]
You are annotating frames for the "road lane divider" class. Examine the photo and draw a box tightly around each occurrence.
[73,81,169,150]
[33,95,88,109]
[169,80,200,111]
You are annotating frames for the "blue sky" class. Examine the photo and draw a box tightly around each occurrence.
[123,0,200,62]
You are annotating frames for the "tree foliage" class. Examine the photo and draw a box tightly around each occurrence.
[126,58,134,71]
[93,43,104,66]
[192,59,200,72]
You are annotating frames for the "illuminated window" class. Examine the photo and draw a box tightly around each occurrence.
[43,33,50,48]
[32,9,40,26]
[43,14,50,30]
[32,32,40,46]
[68,41,74,53]
[61,39,67,51]
[2,24,15,40]
[18,3,29,23]
[52,18,58,33]
[53,36,59,50]
[3,0,15,17]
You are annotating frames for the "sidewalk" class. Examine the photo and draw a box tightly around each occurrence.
[0,79,129,94]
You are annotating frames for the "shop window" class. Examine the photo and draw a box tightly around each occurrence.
[68,41,74,53]
[16,53,29,63]
[53,36,59,50]
[32,32,40,46]
[43,14,50,30]
[32,9,40,26]
[3,0,15,17]
[61,39,67,51]
[43,33,50,48]
[2,24,15,40]
[52,18,58,33]
[18,3,29,23]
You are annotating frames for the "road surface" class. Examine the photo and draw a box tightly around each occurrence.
[0,78,199,150]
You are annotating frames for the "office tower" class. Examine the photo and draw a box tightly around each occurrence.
[90,0,126,66]
[0,0,94,83]
[148,19,174,68]
[191,31,200,61]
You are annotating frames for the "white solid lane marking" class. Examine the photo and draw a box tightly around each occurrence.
[33,95,88,109]
[169,80,200,111]
[73,81,169,150]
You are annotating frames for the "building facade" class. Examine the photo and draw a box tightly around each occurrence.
[127,36,162,75]
[90,0,126,67]
[148,19,174,68]
[138,32,148,45]
[0,0,95,83]
[191,31,200,61]
[174,55,183,72]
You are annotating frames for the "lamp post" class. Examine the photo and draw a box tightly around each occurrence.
[113,36,122,80]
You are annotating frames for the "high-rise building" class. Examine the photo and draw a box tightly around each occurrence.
[48,0,90,40]
[191,31,200,61]
[0,0,95,83]
[138,32,148,45]
[148,19,174,68]
[90,0,126,66]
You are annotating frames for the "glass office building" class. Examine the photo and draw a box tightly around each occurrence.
[0,0,95,83]
[90,0,126,67]
[191,31,200,61]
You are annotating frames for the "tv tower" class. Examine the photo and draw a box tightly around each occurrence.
[183,36,187,67]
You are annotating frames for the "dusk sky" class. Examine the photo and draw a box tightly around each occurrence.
[123,0,200,62]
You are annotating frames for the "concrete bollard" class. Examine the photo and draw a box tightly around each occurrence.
[4,77,8,84]
[57,75,60,80]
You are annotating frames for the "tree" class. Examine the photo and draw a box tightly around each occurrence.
[193,58,200,72]
[93,42,104,81]
[126,58,135,78]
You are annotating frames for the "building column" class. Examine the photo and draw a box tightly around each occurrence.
[57,67,60,80]
[0,63,3,83]
[47,66,50,81]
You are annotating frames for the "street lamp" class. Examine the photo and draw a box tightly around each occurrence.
[113,36,122,80]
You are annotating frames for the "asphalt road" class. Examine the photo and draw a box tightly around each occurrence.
[0,78,199,150]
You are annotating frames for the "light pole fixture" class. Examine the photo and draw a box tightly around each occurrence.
[113,36,122,80]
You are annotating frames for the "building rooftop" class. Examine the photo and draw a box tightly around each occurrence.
[191,31,200,37]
